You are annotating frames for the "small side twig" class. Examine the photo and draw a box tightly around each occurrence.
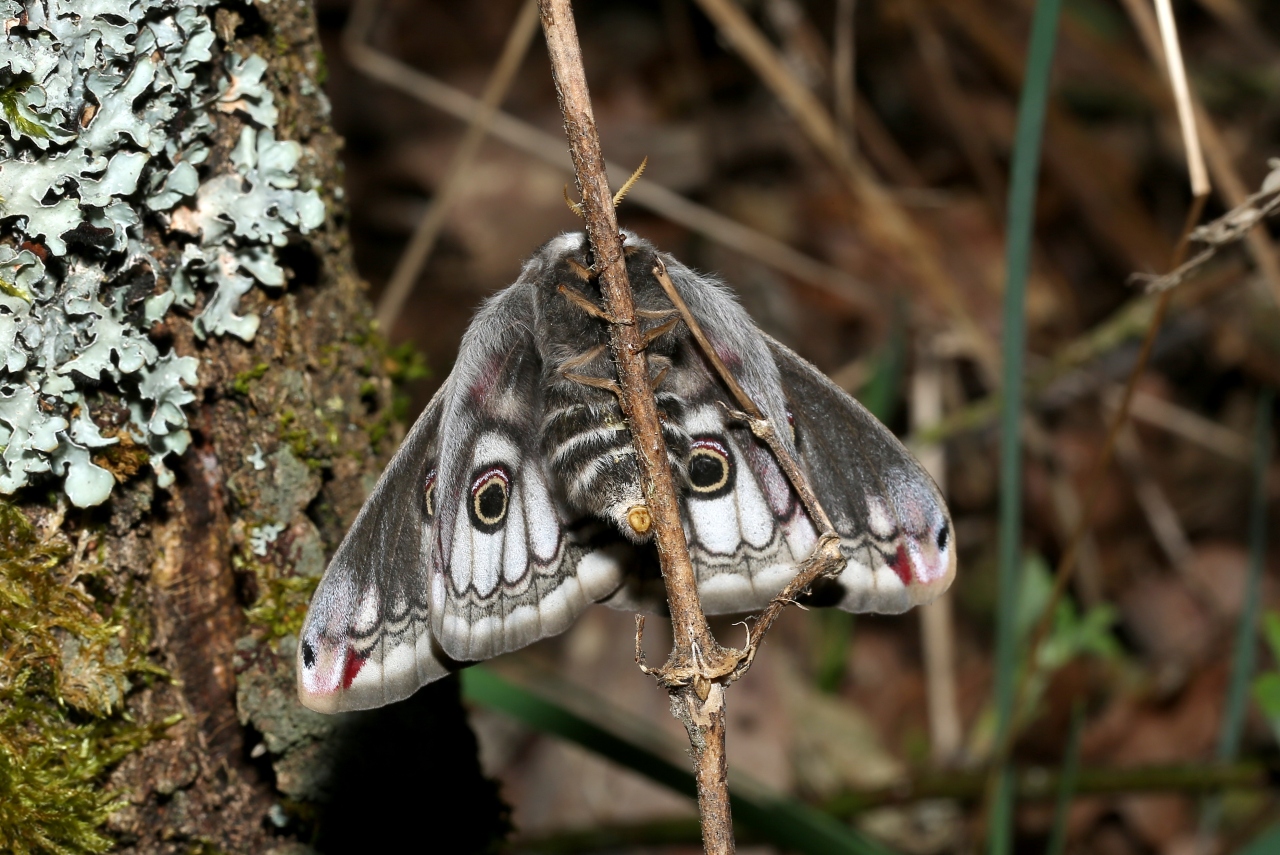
[649,259,847,684]
[651,260,835,535]
[1132,161,1280,293]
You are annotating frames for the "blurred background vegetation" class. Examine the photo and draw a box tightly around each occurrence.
[315,0,1280,852]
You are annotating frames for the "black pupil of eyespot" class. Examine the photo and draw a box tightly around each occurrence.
[936,525,949,551]
[302,640,316,668]
[690,453,724,488]
[478,482,505,519]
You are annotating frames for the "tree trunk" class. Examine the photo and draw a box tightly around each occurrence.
[0,1,505,852]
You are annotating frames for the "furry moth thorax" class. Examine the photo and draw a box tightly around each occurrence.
[298,231,955,713]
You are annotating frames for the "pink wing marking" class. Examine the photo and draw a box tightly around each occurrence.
[888,543,912,587]
[341,650,367,689]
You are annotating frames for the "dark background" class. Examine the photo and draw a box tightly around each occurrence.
[311,1,1280,852]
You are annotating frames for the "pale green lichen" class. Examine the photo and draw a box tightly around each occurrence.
[0,0,325,506]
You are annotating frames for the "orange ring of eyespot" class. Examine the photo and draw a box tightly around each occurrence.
[471,467,510,526]
[688,438,730,494]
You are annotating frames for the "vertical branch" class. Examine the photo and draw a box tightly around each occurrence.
[537,2,734,852]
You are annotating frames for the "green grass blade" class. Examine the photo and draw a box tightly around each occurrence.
[461,666,897,855]
[1045,703,1085,855]
[1218,388,1274,763]
[1236,820,1280,855]
[992,1,1064,852]
[1201,388,1275,842]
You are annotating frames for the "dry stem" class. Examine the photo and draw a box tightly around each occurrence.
[539,4,851,851]
[538,2,732,850]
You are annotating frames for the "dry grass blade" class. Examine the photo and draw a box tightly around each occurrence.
[1153,0,1210,197]
[1116,0,1280,305]
[692,0,1000,380]
[986,0,1214,823]
[370,0,540,332]
[342,0,879,315]
[912,353,962,767]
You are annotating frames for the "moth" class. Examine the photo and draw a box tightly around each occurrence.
[298,232,955,713]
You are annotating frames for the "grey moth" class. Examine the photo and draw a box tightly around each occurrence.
[298,231,955,713]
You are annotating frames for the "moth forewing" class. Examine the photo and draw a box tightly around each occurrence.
[297,230,956,713]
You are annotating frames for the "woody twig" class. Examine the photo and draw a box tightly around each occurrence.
[538,2,734,851]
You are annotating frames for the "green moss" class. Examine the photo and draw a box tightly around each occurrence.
[0,78,51,141]
[231,363,270,396]
[367,410,393,449]
[276,411,327,470]
[236,552,319,642]
[0,502,174,854]
[383,342,430,386]
[314,49,328,87]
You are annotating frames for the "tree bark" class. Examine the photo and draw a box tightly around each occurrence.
[0,2,505,852]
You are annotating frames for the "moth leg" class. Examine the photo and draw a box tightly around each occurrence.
[642,316,681,348]
[648,355,672,391]
[557,283,619,323]
[562,371,622,399]
[557,344,608,374]
[565,257,592,281]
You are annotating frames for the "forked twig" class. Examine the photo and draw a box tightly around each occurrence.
[1133,163,1280,293]
[651,260,836,535]
[649,258,847,683]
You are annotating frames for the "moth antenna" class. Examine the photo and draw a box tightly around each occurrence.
[612,156,647,207]
[558,344,607,373]
[565,257,593,281]
[557,283,615,322]
[623,244,642,258]
[642,316,680,347]
[563,184,585,218]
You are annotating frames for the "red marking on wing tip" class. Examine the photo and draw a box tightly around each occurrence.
[341,650,366,689]
[889,544,912,587]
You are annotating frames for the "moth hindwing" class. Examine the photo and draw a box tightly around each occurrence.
[297,231,955,713]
